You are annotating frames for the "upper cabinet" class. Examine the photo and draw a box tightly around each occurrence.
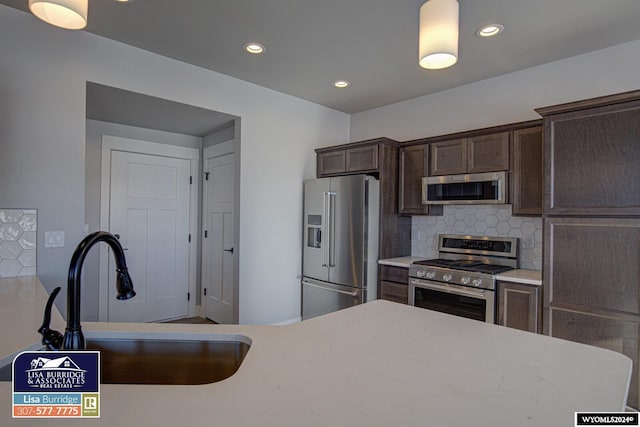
[430,132,510,176]
[317,143,378,176]
[536,91,640,216]
[511,127,543,216]
[430,138,467,175]
[398,144,442,215]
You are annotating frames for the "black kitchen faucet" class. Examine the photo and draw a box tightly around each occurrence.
[37,231,135,350]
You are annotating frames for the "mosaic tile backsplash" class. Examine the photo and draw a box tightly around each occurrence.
[412,205,542,270]
[0,209,37,278]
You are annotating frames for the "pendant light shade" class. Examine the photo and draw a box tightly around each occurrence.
[419,0,459,69]
[29,0,88,30]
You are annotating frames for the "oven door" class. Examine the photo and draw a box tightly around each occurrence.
[409,278,495,323]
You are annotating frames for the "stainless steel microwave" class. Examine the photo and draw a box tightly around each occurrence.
[422,171,506,205]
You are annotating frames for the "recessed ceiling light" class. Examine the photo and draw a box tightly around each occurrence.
[244,43,266,54]
[333,80,350,88]
[476,24,504,37]
[113,0,134,3]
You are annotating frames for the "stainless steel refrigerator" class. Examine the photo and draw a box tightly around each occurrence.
[301,175,379,320]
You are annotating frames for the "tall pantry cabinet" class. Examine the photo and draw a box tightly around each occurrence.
[536,90,640,409]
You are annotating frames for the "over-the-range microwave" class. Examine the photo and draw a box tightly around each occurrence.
[422,171,506,205]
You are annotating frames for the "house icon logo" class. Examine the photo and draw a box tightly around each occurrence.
[24,355,88,389]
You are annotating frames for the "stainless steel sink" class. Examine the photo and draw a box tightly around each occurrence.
[0,333,250,385]
[86,333,251,385]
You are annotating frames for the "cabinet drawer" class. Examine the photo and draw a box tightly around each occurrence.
[380,280,409,304]
[379,265,408,283]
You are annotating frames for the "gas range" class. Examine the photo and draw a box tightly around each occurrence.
[409,235,519,291]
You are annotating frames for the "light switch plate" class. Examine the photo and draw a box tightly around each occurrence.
[44,231,65,248]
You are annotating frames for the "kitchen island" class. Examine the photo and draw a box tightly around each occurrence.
[0,276,632,426]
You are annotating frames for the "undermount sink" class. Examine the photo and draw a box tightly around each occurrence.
[0,332,251,385]
[86,332,251,385]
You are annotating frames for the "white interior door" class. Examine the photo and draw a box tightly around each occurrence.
[108,150,191,322]
[203,151,235,323]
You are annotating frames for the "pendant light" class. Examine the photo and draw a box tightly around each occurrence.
[419,0,459,69]
[29,0,88,30]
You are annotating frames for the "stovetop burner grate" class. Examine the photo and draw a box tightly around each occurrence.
[414,258,514,275]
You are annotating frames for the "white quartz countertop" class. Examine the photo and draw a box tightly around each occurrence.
[378,256,424,268]
[496,269,542,286]
[0,277,631,426]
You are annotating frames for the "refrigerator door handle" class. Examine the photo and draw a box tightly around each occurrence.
[328,191,336,267]
[322,192,329,267]
[301,280,359,297]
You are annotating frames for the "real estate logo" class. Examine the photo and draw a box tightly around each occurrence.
[12,351,100,418]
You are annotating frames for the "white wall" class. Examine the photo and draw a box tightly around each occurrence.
[0,5,350,325]
[351,38,640,142]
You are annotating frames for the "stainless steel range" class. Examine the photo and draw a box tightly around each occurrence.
[409,234,519,323]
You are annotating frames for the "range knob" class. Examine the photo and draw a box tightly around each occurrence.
[416,270,426,278]
[460,276,470,285]
[472,279,482,287]
[426,271,436,279]
[443,274,453,282]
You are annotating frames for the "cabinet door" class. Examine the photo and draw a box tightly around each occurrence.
[430,139,467,176]
[317,150,346,176]
[467,132,510,173]
[512,127,543,216]
[544,217,640,316]
[399,145,429,214]
[497,281,541,333]
[346,145,378,172]
[549,308,639,409]
[378,265,409,305]
[544,99,640,215]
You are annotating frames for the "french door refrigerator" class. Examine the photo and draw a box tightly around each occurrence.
[301,175,379,320]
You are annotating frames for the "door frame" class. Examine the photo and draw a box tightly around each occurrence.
[98,135,200,321]
[202,140,239,323]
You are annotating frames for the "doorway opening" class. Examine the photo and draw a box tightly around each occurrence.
[84,82,240,324]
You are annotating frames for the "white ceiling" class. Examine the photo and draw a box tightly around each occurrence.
[4,0,640,114]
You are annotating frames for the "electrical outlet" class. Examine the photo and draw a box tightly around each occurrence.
[44,231,65,248]
[523,236,534,249]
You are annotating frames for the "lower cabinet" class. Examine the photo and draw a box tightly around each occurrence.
[497,281,542,333]
[378,265,409,305]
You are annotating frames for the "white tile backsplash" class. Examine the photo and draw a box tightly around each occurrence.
[412,205,542,270]
[0,209,37,278]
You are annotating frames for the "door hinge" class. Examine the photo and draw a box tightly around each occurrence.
[204,230,208,238]
[187,292,190,302]
[204,288,207,296]
[205,172,210,181]
[188,234,191,243]
[189,176,193,185]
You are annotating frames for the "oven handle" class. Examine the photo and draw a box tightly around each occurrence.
[411,279,489,299]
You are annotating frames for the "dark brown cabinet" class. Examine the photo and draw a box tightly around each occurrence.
[537,92,640,216]
[538,90,640,409]
[378,264,409,304]
[511,126,543,216]
[467,132,510,173]
[544,216,640,408]
[316,138,411,260]
[430,132,509,176]
[317,143,378,176]
[497,281,542,333]
[398,144,443,215]
[430,139,467,176]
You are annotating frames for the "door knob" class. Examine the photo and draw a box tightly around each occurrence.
[223,247,234,254]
